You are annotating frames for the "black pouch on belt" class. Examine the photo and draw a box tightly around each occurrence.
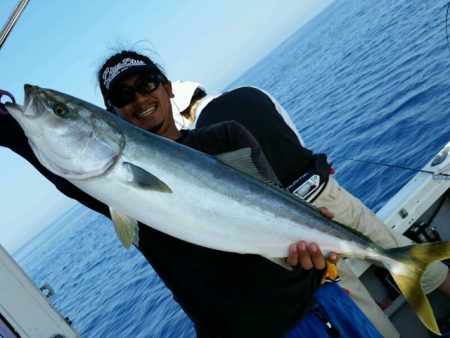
[287,153,331,203]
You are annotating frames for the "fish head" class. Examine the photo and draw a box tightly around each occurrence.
[6,84,125,179]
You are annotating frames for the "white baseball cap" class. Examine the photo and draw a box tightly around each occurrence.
[171,81,205,113]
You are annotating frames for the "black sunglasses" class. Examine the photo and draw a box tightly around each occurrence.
[107,74,165,108]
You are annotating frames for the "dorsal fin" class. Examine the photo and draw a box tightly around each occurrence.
[216,147,297,192]
[216,148,328,218]
[215,148,268,182]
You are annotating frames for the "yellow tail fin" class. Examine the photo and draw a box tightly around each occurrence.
[386,241,450,336]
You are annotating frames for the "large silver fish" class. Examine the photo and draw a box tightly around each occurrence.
[6,85,450,335]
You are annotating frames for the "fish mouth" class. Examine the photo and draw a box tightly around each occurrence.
[3,85,46,118]
[3,101,23,115]
[24,84,34,105]
[4,84,39,118]
[22,84,38,117]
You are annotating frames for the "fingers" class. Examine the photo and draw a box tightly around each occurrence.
[287,241,326,270]
[326,252,339,264]
[318,207,335,219]
[303,242,326,270]
[287,243,299,266]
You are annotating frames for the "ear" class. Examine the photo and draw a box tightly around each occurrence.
[164,80,174,98]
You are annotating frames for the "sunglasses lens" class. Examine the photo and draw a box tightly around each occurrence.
[140,81,158,93]
[137,75,162,94]
[108,74,164,108]
[109,86,134,107]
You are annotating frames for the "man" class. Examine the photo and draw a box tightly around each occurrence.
[169,80,450,337]
[97,50,381,337]
[0,51,376,337]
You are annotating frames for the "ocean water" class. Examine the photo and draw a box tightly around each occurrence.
[13,0,450,337]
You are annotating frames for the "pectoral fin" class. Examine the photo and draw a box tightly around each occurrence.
[109,207,139,249]
[123,162,172,192]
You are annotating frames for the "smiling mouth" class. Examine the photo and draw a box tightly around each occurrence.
[137,104,157,119]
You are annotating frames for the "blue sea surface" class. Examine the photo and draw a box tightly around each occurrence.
[13,0,450,337]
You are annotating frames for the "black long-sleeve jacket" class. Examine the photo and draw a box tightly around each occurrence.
[1,115,322,338]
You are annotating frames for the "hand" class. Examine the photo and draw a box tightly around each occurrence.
[318,207,335,219]
[287,241,338,270]
[286,207,338,269]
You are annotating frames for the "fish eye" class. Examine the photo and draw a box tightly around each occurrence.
[53,103,67,116]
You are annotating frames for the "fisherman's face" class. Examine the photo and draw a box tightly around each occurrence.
[110,72,176,138]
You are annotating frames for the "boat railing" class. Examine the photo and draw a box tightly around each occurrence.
[0,0,30,49]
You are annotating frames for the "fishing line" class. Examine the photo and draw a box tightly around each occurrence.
[334,156,450,177]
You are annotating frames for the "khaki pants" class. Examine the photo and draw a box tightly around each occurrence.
[312,177,449,338]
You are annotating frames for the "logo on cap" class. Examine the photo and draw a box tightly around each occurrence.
[102,58,147,90]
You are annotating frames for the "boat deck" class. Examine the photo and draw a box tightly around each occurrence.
[361,190,450,337]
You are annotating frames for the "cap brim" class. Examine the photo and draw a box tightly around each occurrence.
[108,65,160,92]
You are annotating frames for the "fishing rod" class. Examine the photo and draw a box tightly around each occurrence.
[0,0,30,49]
[334,155,450,179]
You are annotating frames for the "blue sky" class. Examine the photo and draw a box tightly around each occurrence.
[0,0,332,252]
